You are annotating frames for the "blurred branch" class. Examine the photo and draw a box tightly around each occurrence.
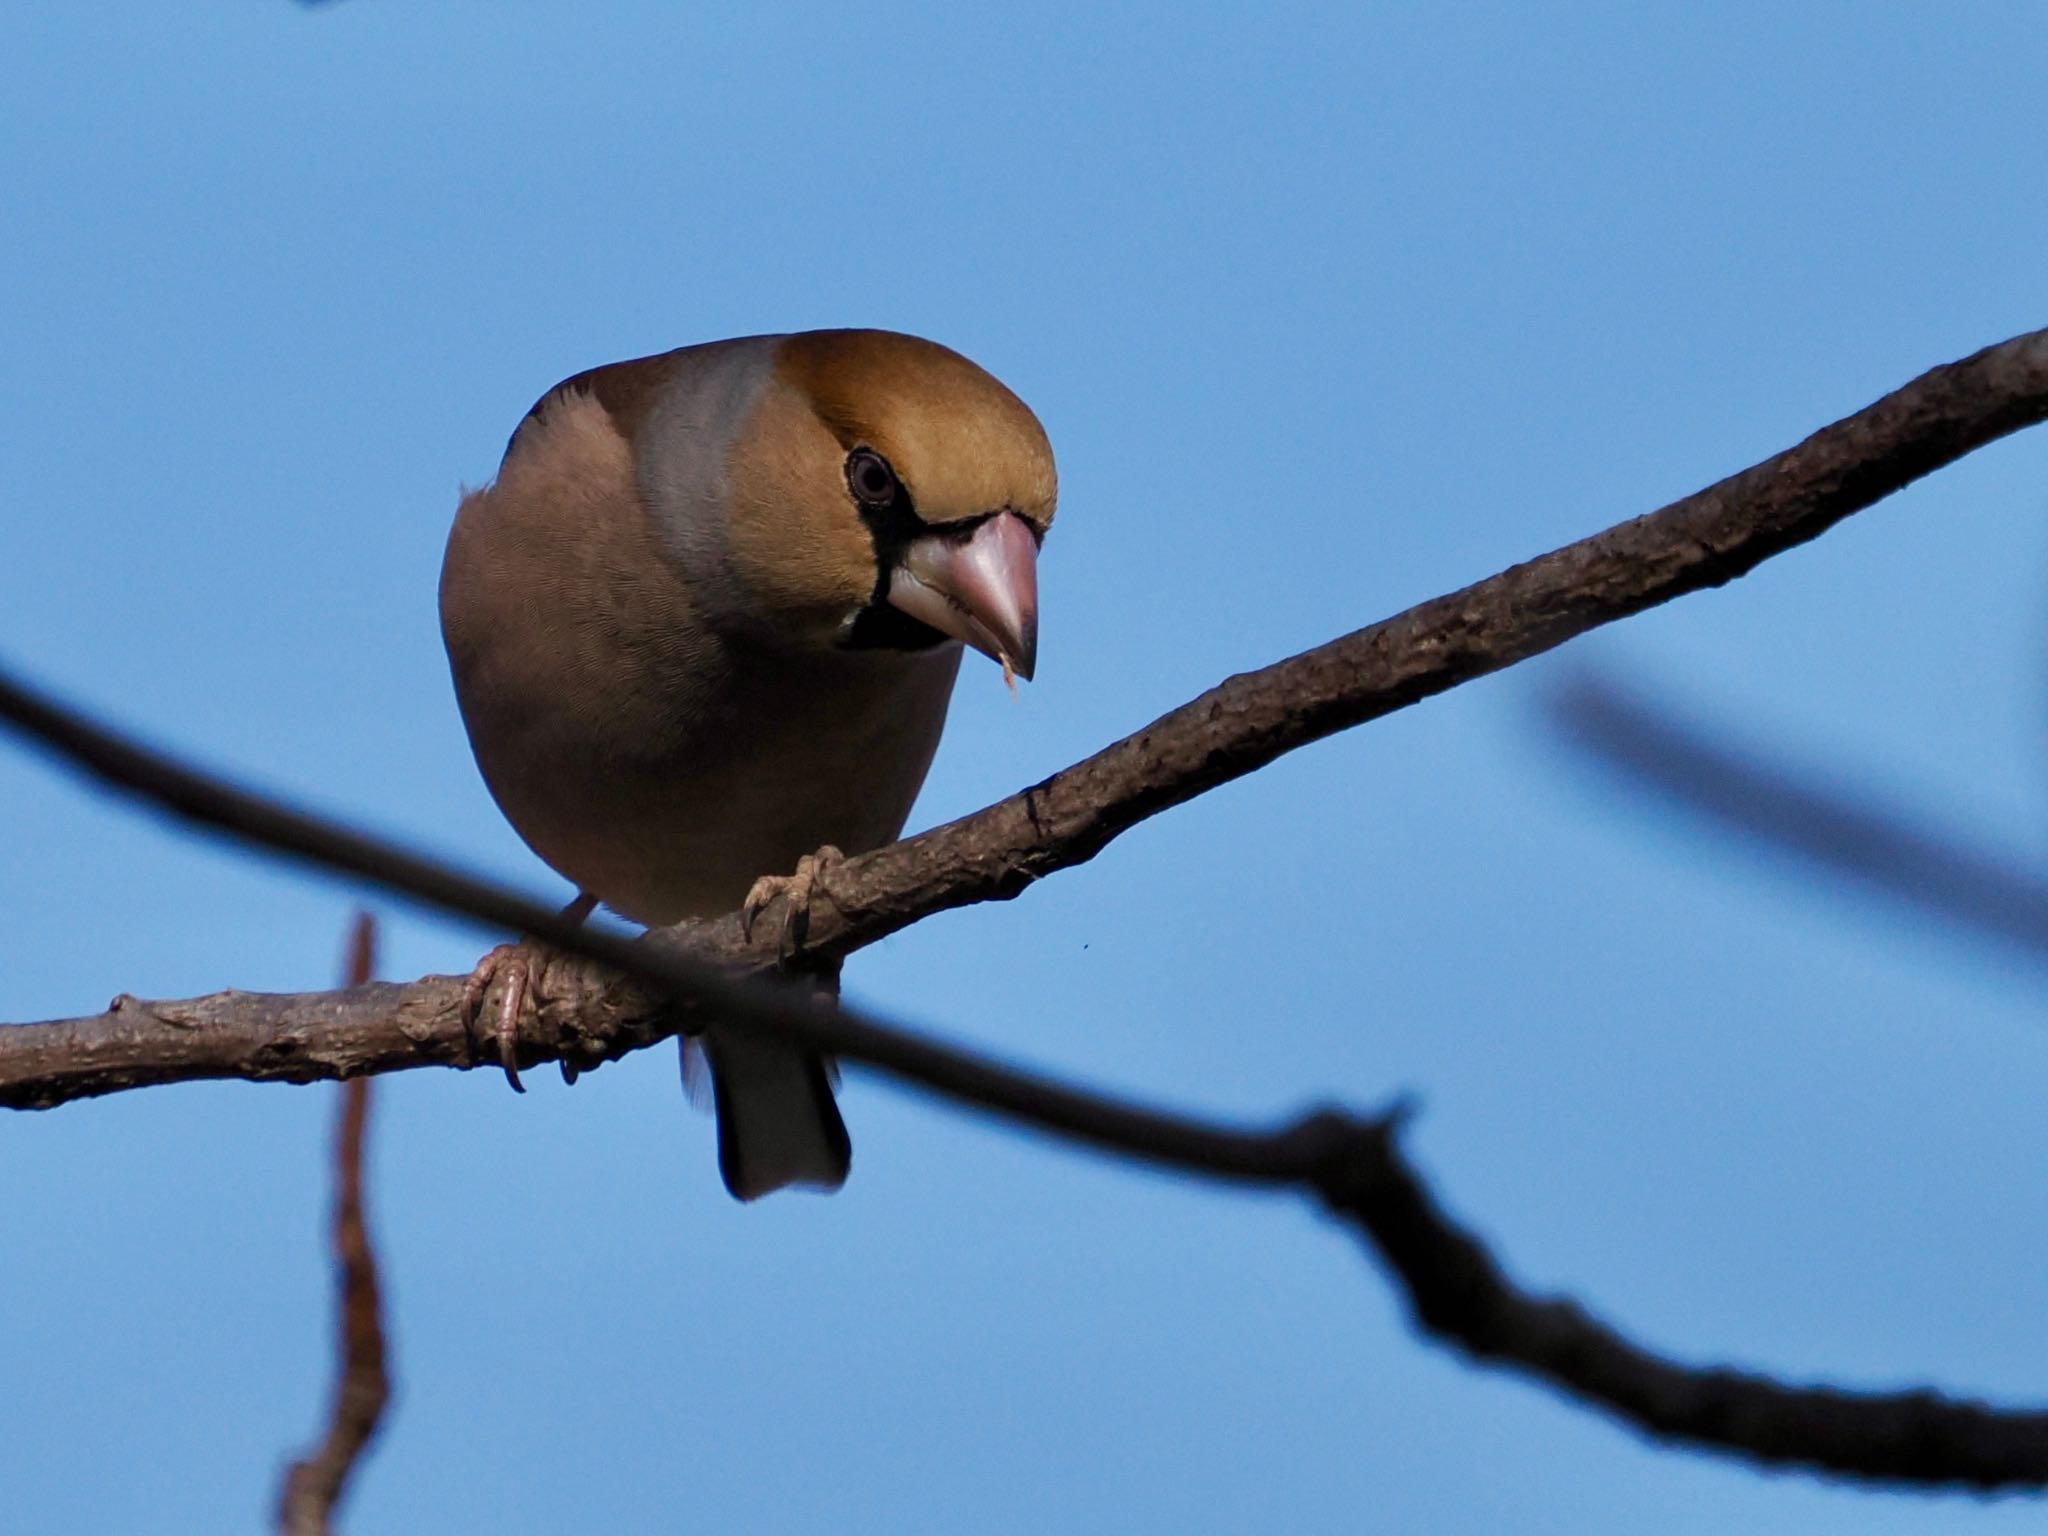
[1550,668,2048,963]
[7,332,2048,1486]
[5,691,2048,1489]
[277,913,392,1536]
[11,327,2048,1104]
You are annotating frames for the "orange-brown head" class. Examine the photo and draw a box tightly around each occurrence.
[597,328,1055,677]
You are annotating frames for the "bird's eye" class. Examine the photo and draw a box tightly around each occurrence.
[846,448,899,509]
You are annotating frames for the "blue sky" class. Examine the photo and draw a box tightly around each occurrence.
[5,3,2048,1530]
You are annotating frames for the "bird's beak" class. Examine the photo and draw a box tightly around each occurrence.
[887,511,1040,681]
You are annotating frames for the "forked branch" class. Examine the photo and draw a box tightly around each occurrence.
[6,330,2048,1488]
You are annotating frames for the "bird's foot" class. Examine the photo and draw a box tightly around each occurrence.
[459,893,599,1092]
[460,940,557,1093]
[741,845,846,958]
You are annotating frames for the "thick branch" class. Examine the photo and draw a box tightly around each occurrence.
[4,337,2048,1488]
[779,326,2048,961]
[9,329,2048,1105]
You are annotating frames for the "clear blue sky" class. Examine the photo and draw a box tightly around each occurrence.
[5,3,2047,1531]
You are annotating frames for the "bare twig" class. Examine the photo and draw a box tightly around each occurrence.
[11,328,2048,1104]
[1321,1114,2048,1489]
[1549,668,2048,964]
[277,913,392,1536]
[7,333,2048,1487]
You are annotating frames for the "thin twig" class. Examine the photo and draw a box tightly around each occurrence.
[1320,1118,2048,1488]
[276,913,392,1535]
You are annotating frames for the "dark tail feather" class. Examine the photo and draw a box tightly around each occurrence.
[703,1026,850,1201]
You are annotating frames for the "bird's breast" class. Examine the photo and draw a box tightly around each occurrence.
[465,626,963,926]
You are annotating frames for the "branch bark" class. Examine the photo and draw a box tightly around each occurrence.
[10,327,2048,1105]
[6,331,2048,1490]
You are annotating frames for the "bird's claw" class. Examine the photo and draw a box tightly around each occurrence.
[460,940,550,1093]
[458,894,598,1094]
[741,845,845,957]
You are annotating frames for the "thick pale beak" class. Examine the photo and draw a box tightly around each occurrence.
[886,511,1040,681]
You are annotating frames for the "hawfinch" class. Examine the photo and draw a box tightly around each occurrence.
[440,329,1055,1200]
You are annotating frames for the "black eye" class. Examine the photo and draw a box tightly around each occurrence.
[846,448,899,509]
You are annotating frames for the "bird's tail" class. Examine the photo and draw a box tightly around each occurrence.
[700,1024,851,1201]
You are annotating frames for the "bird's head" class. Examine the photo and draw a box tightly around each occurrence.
[633,329,1055,680]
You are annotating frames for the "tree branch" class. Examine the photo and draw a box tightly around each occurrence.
[9,327,2048,1104]
[770,324,2048,962]
[6,331,2048,1488]
[1322,1116,2048,1488]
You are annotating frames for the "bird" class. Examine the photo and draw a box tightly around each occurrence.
[439,329,1055,1200]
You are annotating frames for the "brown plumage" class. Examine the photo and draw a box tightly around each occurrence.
[441,330,1055,1199]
